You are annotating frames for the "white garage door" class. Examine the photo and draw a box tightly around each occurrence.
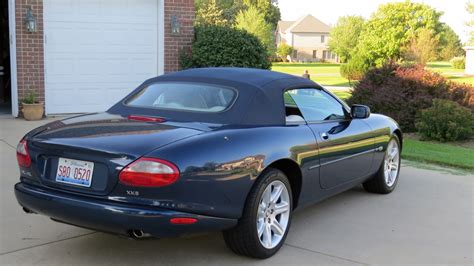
[44,0,159,114]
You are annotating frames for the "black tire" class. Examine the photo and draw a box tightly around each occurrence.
[363,135,401,194]
[223,168,293,259]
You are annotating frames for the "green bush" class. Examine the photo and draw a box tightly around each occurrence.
[348,64,473,132]
[340,56,370,81]
[450,56,466,69]
[180,25,271,70]
[276,43,293,62]
[416,99,474,142]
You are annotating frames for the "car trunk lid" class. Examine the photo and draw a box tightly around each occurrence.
[25,113,205,195]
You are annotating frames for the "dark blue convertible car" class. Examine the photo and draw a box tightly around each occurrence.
[15,68,402,258]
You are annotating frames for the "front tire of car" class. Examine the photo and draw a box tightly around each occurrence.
[363,135,401,194]
[223,168,293,259]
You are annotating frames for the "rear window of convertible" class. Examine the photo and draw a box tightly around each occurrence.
[125,82,237,112]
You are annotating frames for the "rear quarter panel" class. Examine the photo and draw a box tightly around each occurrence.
[109,125,317,219]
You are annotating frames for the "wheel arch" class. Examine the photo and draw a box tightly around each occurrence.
[393,129,403,151]
[260,158,303,210]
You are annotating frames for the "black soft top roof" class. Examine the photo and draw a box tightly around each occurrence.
[109,67,321,126]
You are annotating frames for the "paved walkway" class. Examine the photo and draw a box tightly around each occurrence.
[0,117,473,265]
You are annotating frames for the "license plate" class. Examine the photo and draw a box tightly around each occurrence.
[55,158,94,187]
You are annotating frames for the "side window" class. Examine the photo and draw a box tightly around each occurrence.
[285,88,346,122]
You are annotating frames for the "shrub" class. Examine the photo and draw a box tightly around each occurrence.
[180,25,271,70]
[21,90,38,104]
[416,99,474,141]
[340,55,370,81]
[450,56,466,69]
[347,64,473,132]
[276,43,293,62]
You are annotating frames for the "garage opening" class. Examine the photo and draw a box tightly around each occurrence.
[0,0,11,115]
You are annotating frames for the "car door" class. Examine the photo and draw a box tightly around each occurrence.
[285,88,374,189]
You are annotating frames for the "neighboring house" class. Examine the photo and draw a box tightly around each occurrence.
[276,14,338,63]
[465,46,474,75]
[2,0,194,117]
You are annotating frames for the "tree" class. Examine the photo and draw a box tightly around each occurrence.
[355,2,443,66]
[276,43,293,61]
[328,16,365,63]
[195,0,281,29]
[195,0,228,26]
[438,24,464,60]
[468,1,474,45]
[221,0,246,25]
[242,0,281,29]
[235,5,275,55]
[402,28,439,65]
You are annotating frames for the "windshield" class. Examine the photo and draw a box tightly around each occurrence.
[125,82,236,113]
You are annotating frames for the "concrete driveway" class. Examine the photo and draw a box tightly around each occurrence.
[1,116,473,265]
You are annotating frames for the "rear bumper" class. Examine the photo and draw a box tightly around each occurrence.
[14,182,237,238]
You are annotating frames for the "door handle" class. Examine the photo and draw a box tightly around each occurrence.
[321,132,329,140]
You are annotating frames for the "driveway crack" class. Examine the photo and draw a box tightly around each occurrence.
[0,139,16,150]
[284,243,369,265]
[0,232,98,256]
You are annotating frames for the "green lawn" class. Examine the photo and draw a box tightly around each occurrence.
[272,61,474,87]
[426,62,474,85]
[330,90,351,100]
[271,63,351,87]
[402,138,474,170]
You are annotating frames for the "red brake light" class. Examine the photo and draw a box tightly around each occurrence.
[119,158,179,187]
[170,217,198,225]
[16,139,31,168]
[128,115,166,123]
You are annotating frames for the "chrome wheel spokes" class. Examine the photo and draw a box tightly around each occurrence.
[384,139,400,187]
[257,180,290,249]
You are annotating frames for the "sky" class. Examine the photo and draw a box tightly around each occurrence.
[278,0,471,43]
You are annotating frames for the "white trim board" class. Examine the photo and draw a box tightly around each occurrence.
[8,0,18,117]
[158,0,165,75]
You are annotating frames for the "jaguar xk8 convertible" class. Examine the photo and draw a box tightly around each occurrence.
[15,68,402,258]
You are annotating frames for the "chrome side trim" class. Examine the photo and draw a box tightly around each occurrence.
[309,146,382,170]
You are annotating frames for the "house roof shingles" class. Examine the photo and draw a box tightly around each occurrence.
[279,14,331,33]
[277,21,294,32]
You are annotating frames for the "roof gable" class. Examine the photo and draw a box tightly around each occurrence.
[277,21,294,32]
[285,14,331,33]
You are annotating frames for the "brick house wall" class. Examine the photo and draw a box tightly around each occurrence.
[164,0,195,72]
[15,0,44,105]
[13,0,195,114]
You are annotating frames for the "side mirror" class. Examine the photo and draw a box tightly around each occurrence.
[351,104,370,119]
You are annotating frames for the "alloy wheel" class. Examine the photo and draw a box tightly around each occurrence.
[256,180,290,249]
[384,139,400,187]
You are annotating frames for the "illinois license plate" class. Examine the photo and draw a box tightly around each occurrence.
[55,158,94,187]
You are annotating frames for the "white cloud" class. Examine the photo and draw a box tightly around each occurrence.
[278,0,470,43]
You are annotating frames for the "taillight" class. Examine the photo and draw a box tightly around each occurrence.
[16,139,31,168]
[119,158,179,187]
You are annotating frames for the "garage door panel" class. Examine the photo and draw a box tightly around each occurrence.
[132,59,156,75]
[44,0,159,114]
[46,58,74,77]
[77,89,107,105]
[45,0,157,24]
[105,59,131,75]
